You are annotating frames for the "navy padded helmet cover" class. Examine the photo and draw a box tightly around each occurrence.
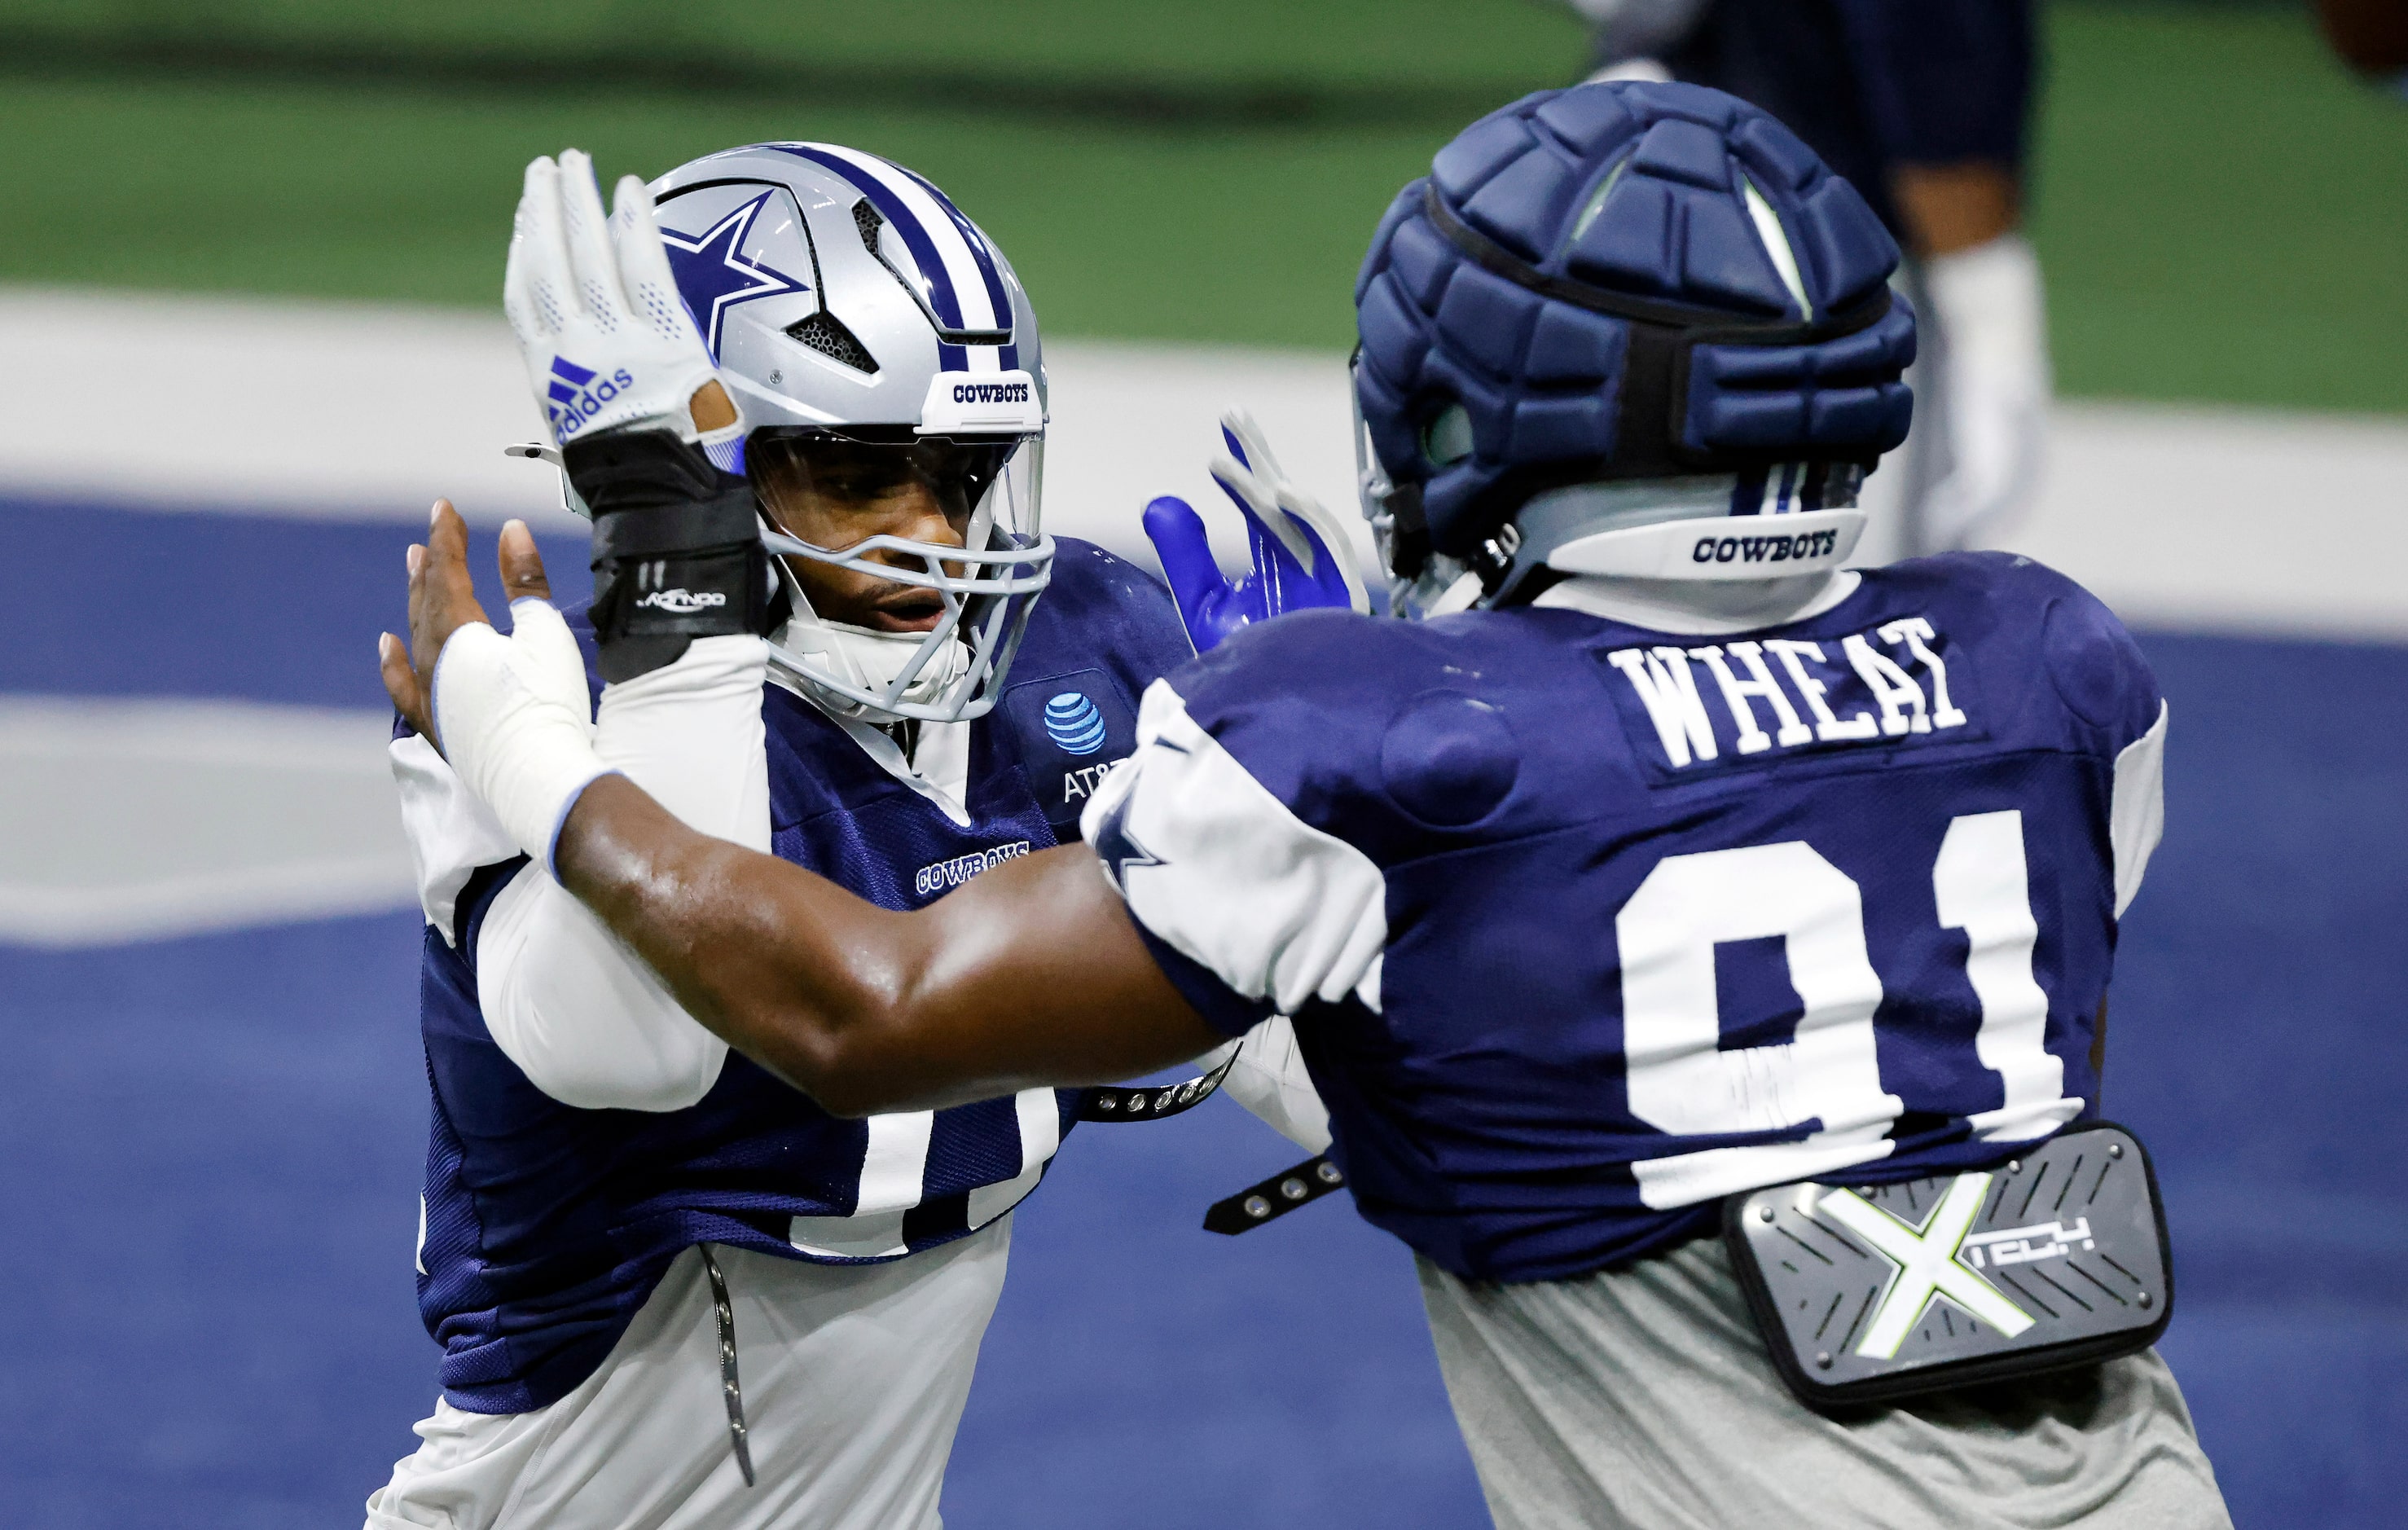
[1355,81,1915,555]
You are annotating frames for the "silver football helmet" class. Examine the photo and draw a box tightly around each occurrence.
[648,142,1053,723]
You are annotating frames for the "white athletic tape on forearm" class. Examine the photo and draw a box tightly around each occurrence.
[433,602,611,875]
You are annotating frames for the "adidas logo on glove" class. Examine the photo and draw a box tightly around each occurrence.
[544,355,637,440]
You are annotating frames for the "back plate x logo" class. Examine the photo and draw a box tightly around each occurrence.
[1818,1173,2034,1358]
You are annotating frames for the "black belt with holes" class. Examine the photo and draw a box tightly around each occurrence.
[696,1245,755,1488]
[1076,1053,1349,1235]
[1075,1049,1239,1123]
[1203,1154,1347,1233]
[1723,1121,2175,1410]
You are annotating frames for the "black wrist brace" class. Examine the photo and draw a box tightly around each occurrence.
[566,429,776,683]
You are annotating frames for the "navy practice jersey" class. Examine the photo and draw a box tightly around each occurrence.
[1086,552,2166,1285]
[414,538,1192,1412]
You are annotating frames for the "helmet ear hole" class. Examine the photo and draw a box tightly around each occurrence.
[1423,404,1476,467]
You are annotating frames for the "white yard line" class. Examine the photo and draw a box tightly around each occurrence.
[2004,402,2408,640]
[7,285,2404,637]
[3,287,2402,943]
[0,696,414,946]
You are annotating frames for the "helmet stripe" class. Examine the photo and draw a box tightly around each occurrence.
[765,144,963,329]
[766,144,1004,336]
[895,163,1013,331]
[850,154,1008,335]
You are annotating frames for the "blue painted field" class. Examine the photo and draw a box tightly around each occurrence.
[2,496,2397,1528]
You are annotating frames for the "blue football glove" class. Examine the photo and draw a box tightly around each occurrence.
[1142,408,1371,653]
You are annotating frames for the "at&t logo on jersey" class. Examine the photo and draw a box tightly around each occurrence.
[1060,758,1126,807]
[1001,670,1135,828]
[1043,692,1108,754]
[1044,691,1131,805]
[1606,615,1973,774]
[545,355,635,440]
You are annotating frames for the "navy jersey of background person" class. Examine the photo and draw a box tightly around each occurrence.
[1113,551,2158,1282]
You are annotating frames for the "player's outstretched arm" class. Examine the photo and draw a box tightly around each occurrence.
[382,503,1224,1115]
[554,775,1224,1115]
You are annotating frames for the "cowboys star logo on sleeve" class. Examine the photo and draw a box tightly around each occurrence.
[1089,785,1163,894]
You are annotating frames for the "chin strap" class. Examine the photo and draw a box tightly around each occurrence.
[1204,1156,1348,1234]
[1077,1048,1240,1123]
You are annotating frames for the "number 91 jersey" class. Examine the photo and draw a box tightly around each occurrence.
[1085,552,2168,1283]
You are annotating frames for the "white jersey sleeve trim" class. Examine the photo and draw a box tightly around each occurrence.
[1083,680,1388,1018]
[389,731,521,948]
[2109,700,2168,920]
[1219,1017,1335,1154]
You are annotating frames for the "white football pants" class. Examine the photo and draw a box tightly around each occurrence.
[366,1215,1012,1530]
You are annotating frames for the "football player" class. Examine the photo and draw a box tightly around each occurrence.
[1572,0,2051,561]
[367,147,1345,1529]
[386,85,2230,1525]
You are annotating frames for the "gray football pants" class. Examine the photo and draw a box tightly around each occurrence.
[367,1218,1011,1530]
[1419,1237,2231,1529]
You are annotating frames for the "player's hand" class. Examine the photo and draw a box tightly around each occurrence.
[382,499,486,742]
[379,502,553,741]
[1141,408,1370,653]
[380,505,605,871]
[505,149,740,452]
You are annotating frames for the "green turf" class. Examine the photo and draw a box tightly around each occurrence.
[0,77,1460,350]
[0,0,1592,95]
[2028,3,2408,412]
[3,2,2401,412]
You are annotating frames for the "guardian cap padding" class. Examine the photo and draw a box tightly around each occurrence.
[1354,81,1916,564]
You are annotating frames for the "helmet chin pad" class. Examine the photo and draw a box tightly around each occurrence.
[771,605,978,720]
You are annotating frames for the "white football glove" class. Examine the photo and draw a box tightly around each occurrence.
[504,150,739,451]
[1917,232,2051,551]
[1207,408,1373,615]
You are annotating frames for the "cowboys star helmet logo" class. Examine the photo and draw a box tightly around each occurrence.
[659,191,809,359]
